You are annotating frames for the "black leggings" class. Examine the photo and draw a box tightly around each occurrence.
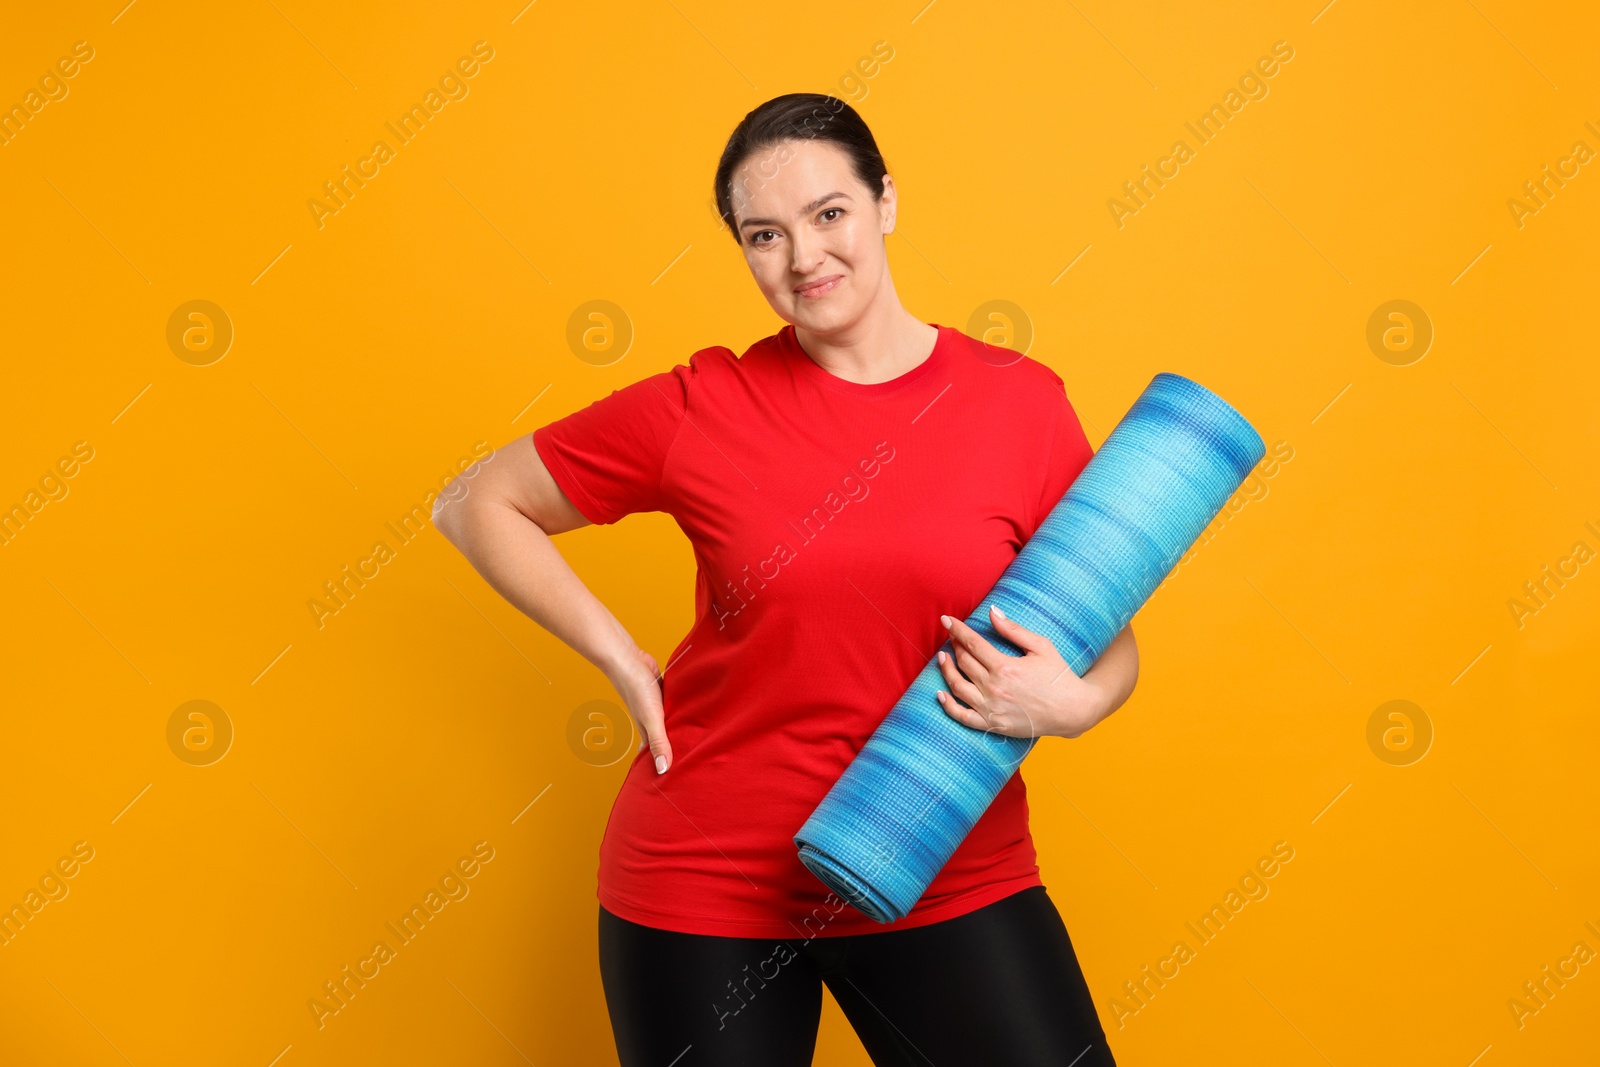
[599,886,1116,1066]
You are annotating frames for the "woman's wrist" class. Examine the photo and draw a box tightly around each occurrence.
[587,609,643,680]
[1044,675,1113,739]
[597,640,644,684]
[1048,625,1138,739]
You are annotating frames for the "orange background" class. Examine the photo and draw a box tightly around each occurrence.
[2,1,1597,1064]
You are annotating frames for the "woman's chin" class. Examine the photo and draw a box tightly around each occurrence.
[789,297,856,332]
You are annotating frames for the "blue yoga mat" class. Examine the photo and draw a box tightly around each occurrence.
[794,372,1265,923]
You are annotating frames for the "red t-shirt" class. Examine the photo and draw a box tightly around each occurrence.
[532,322,1095,938]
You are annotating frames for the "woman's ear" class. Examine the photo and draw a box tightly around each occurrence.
[879,173,898,234]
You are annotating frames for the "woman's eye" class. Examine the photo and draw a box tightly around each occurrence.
[820,208,843,222]
[752,230,777,245]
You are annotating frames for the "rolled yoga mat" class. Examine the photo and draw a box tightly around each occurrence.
[794,372,1265,923]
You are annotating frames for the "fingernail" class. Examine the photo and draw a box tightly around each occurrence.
[940,615,951,628]
[655,755,667,775]
[991,605,1006,619]
[937,650,946,664]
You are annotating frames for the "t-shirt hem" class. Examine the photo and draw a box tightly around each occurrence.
[596,872,1045,940]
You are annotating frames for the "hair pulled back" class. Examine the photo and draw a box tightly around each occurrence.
[713,93,889,246]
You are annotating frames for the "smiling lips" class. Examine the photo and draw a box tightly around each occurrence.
[794,274,843,298]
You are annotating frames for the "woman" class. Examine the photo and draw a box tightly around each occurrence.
[435,93,1139,1066]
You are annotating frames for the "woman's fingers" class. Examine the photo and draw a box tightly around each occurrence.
[936,613,1060,741]
[935,686,987,731]
[940,614,1004,673]
[640,711,673,775]
[939,617,990,681]
[936,650,1021,734]
[936,649,985,711]
[950,640,987,685]
[615,647,673,774]
[987,604,1056,656]
[626,682,671,773]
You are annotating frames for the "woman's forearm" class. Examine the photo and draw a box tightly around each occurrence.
[1081,623,1139,724]
[436,497,637,678]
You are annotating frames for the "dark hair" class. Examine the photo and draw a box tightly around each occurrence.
[713,93,889,246]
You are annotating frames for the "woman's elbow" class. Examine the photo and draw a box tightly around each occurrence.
[432,485,471,544]
[1120,624,1141,687]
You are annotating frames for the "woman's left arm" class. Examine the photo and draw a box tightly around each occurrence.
[934,606,1139,740]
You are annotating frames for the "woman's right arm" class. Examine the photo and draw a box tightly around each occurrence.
[431,434,676,773]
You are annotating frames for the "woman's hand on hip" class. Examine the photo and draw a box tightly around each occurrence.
[607,645,673,774]
[933,605,1113,740]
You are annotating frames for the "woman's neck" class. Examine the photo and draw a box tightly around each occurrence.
[792,305,938,386]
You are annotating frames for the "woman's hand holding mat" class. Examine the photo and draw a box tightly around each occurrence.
[933,607,1127,740]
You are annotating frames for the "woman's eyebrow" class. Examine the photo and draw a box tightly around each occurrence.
[739,191,851,230]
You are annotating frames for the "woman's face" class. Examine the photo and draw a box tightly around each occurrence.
[729,137,896,336]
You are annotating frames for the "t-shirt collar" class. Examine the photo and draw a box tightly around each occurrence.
[781,322,951,397]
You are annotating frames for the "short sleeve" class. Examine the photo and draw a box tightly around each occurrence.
[531,357,698,525]
[1027,374,1095,532]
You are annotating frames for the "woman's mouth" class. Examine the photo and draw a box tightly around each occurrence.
[794,275,843,299]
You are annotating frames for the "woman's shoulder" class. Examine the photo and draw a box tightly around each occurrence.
[678,332,781,374]
[624,335,785,415]
[634,340,745,398]
[943,325,1072,397]
[666,329,793,389]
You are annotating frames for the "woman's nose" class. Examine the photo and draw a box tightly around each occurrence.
[789,230,825,275]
